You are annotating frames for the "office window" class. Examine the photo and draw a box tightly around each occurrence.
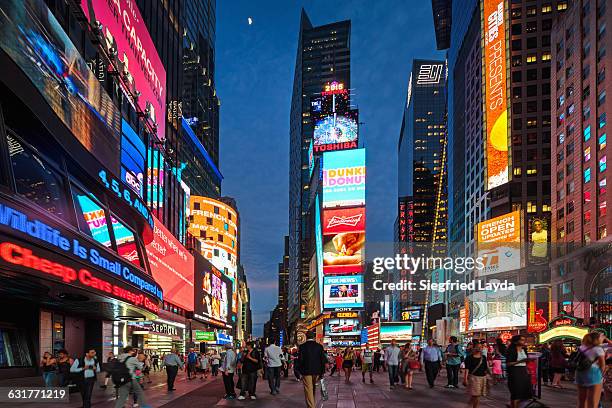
[527,201,537,213]
[542,4,552,13]
[527,55,537,64]
[584,125,591,141]
[558,1,568,10]
[599,134,607,150]
[584,167,592,183]
[584,191,591,203]
[600,201,608,217]
[585,147,591,162]
[600,178,607,195]
[542,53,551,61]
[584,210,591,223]
[600,155,607,172]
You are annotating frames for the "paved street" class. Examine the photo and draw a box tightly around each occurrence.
[14,367,585,408]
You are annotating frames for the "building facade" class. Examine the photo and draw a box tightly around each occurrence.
[288,10,351,337]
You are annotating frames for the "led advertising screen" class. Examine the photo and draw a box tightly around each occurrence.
[315,196,324,311]
[121,120,146,197]
[469,284,528,330]
[483,0,510,190]
[80,0,166,140]
[379,323,413,342]
[476,211,521,276]
[194,253,232,329]
[325,318,361,337]
[323,207,366,235]
[313,111,359,153]
[0,0,121,173]
[527,215,550,264]
[322,149,366,208]
[323,233,364,275]
[145,216,195,311]
[323,275,364,309]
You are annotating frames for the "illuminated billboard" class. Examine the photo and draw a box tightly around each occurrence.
[483,0,510,190]
[380,323,413,342]
[194,254,232,329]
[145,216,195,311]
[189,196,239,313]
[323,233,364,275]
[0,0,121,173]
[476,211,521,275]
[121,120,146,197]
[313,111,359,153]
[323,207,366,235]
[315,196,324,311]
[527,215,550,264]
[80,0,166,140]
[322,149,366,208]
[323,275,364,309]
[469,284,527,330]
[325,318,361,337]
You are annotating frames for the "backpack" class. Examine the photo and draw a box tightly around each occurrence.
[107,356,132,387]
[568,347,595,372]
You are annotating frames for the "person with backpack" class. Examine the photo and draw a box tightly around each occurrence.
[575,332,607,408]
[444,336,464,389]
[101,351,116,389]
[112,346,149,408]
[70,348,100,408]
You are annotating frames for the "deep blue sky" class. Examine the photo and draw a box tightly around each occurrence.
[216,1,445,336]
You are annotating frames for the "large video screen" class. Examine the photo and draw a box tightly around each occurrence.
[314,111,359,147]
[80,0,166,140]
[322,149,366,208]
[325,318,361,337]
[194,254,232,328]
[0,0,121,173]
[323,233,364,275]
[145,216,195,311]
[380,323,413,342]
[469,284,528,330]
[323,275,364,309]
[121,120,146,197]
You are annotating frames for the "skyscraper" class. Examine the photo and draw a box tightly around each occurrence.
[288,10,351,334]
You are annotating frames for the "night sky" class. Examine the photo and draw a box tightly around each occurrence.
[216,1,445,336]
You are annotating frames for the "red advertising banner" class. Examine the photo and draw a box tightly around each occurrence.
[80,0,167,140]
[323,207,366,234]
[146,216,194,310]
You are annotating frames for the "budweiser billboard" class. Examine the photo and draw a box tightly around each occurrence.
[323,207,366,235]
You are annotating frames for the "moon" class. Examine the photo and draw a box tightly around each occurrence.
[247,17,253,25]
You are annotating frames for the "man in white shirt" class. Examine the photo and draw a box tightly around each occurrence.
[70,348,100,408]
[384,339,401,389]
[264,341,284,395]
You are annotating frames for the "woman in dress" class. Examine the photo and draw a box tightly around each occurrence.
[505,335,534,408]
[41,352,57,387]
[463,343,489,408]
[401,343,418,390]
[575,332,606,408]
[342,347,355,383]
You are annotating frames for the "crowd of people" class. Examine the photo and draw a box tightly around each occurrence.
[37,330,612,408]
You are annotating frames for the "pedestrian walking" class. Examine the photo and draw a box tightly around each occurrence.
[539,343,552,386]
[211,352,221,376]
[56,349,73,387]
[292,349,302,381]
[41,352,57,387]
[444,336,464,389]
[342,347,354,383]
[575,332,607,408]
[384,339,401,389]
[282,347,290,378]
[162,349,184,391]
[220,343,237,399]
[151,354,159,372]
[186,348,198,380]
[491,353,504,384]
[113,347,149,408]
[463,342,490,408]
[373,348,382,372]
[297,331,327,408]
[264,341,284,394]
[401,342,418,389]
[550,339,568,388]
[101,351,116,389]
[361,345,374,383]
[506,335,534,408]
[238,341,261,400]
[70,348,100,408]
[421,338,443,388]
[199,353,210,380]
[331,351,342,376]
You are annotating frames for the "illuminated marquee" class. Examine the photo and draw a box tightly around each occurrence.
[321,81,346,96]
[483,0,510,190]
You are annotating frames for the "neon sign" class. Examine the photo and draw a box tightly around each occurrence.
[322,81,346,96]
[0,241,159,313]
